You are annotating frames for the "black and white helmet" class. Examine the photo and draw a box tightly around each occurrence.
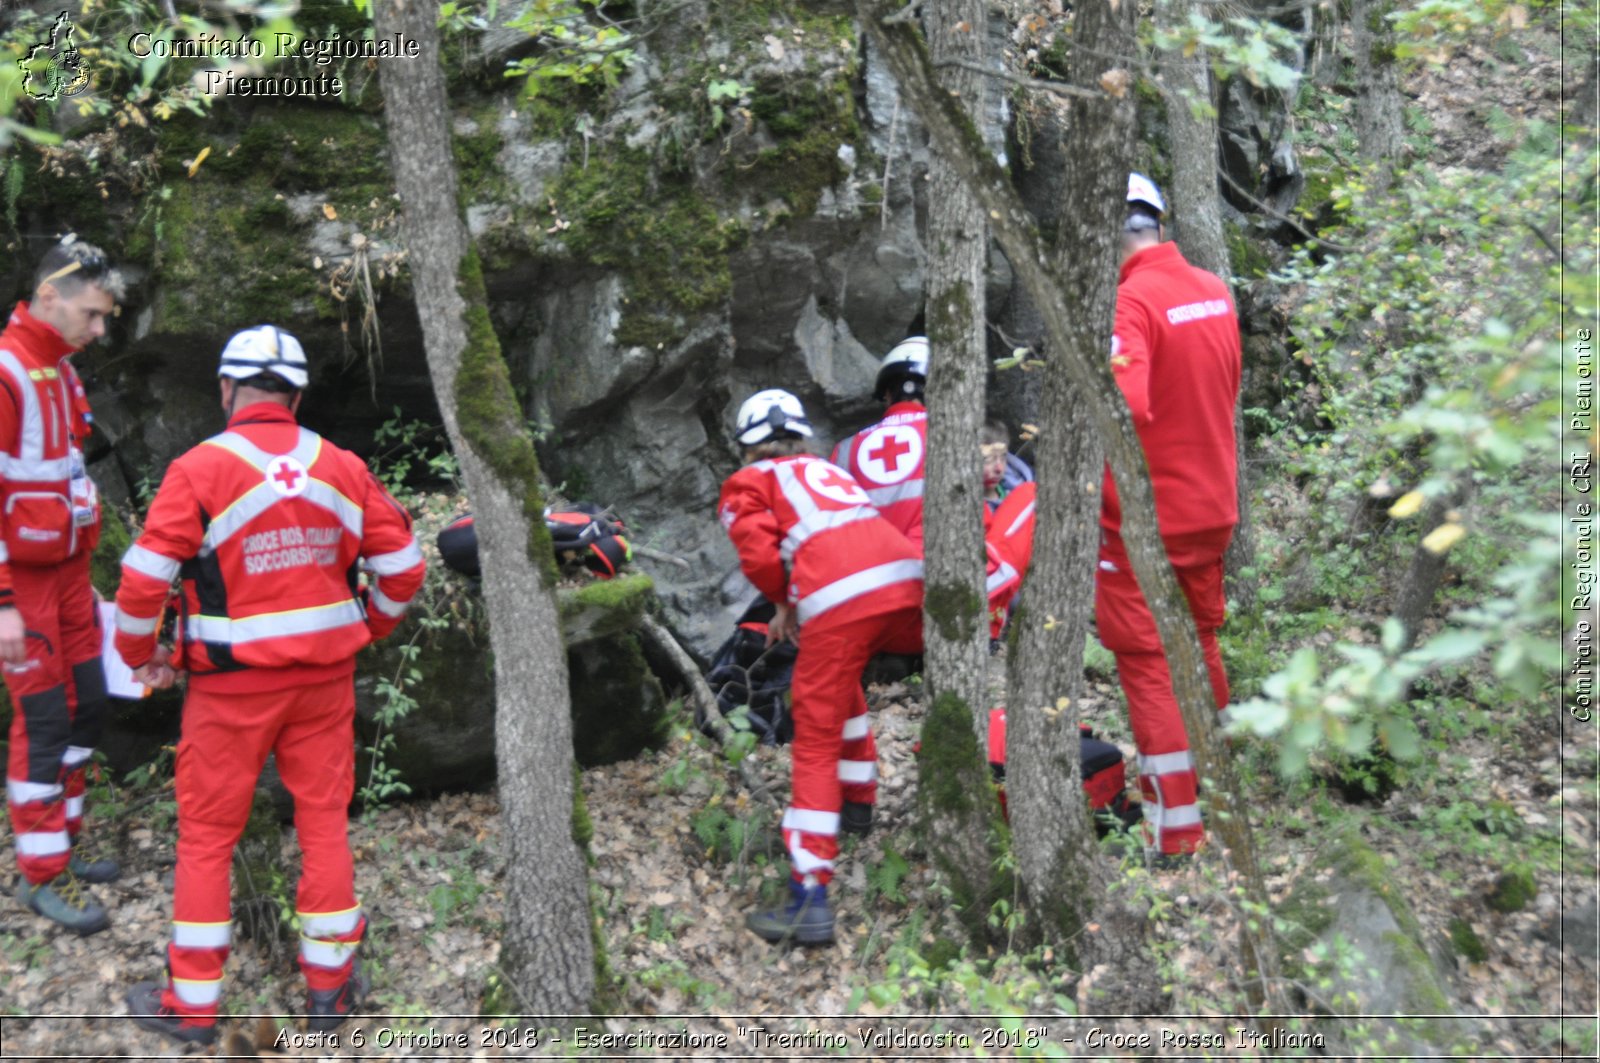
[873,336,930,402]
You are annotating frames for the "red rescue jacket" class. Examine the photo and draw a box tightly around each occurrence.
[830,401,928,550]
[1101,242,1241,538]
[0,302,102,599]
[718,454,922,630]
[114,403,426,691]
[983,482,1037,635]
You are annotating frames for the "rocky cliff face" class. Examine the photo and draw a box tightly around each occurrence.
[11,0,1293,662]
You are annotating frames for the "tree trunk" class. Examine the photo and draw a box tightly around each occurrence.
[1161,17,1259,614]
[1350,0,1407,191]
[916,0,1010,946]
[1392,486,1472,651]
[861,0,1286,1011]
[998,0,1130,963]
[373,0,596,1017]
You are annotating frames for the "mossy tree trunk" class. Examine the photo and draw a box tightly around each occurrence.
[862,0,1286,1011]
[915,0,1010,944]
[999,0,1144,977]
[373,0,595,1017]
[1350,0,1407,191]
[1160,5,1258,614]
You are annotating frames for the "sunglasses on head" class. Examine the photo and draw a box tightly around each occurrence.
[41,244,109,285]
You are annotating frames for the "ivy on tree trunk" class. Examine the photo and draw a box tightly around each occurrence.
[372,0,597,1018]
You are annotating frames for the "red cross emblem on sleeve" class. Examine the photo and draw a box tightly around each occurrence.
[266,456,308,498]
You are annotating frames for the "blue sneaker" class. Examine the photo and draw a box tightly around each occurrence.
[745,880,834,944]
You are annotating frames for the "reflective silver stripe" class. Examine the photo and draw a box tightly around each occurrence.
[114,609,160,636]
[0,453,71,479]
[1140,750,1194,776]
[172,921,232,948]
[796,559,924,624]
[841,716,870,741]
[299,906,362,937]
[1098,559,1118,572]
[0,539,8,563]
[784,833,833,875]
[199,483,277,555]
[780,506,879,563]
[6,778,60,803]
[365,540,423,576]
[169,978,222,1006]
[781,807,840,836]
[204,427,322,474]
[16,830,70,855]
[300,936,359,969]
[772,460,821,521]
[1004,500,1036,539]
[62,745,93,769]
[986,561,1018,595]
[368,586,409,618]
[185,599,366,645]
[838,759,877,783]
[0,350,46,473]
[1160,804,1202,828]
[64,795,84,820]
[122,543,181,584]
[864,479,924,507]
[200,479,362,556]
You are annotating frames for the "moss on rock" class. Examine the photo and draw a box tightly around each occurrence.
[90,506,132,596]
[1487,865,1536,913]
[558,572,655,645]
[1448,916,1488,963]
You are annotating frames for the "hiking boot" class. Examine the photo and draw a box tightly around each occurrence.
[16,868,110,936]
[746,880,834,945]
[126,980,217,1047]
[306,961,367,1033]
[841,801,874,837]
[1148,849,1196,872]
[69,849,121,884]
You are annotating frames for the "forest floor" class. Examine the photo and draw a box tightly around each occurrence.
[1,660,1593,1060]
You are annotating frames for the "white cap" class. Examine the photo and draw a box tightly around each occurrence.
[735,388,814,446]
[1127,172,1166,217]
[217,325,309,390]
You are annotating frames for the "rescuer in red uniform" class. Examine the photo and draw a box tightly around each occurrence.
[115,326,426,1046]
[1096,174,1241,861]
[3,237,123,936]
[830,337,930,550]
[720,389,922,944]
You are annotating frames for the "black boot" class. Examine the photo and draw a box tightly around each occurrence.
[745,880,834,944]
[306,961,367,1033]
[841,801,874,836]
[126,981,217,1047]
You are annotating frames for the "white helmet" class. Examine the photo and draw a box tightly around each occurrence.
[735,388,814,446]
[1127,172,1166,217]
[874,335,930,401]
[218,325,309,390]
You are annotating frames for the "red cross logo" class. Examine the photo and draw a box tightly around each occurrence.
[265,456,309,498]
[857,424,923,486]
[868,434,912,473]
[803,460,870,505]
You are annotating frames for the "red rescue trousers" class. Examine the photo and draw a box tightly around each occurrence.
[1094,526,1232,855]
[5,553,107,884]
[162,671,363,1022]
[783,605,922,886]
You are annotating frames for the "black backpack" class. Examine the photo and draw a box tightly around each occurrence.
[701,599,798,746]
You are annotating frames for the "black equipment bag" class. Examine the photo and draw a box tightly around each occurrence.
[701,599,798,746]
[436,505,631,580]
